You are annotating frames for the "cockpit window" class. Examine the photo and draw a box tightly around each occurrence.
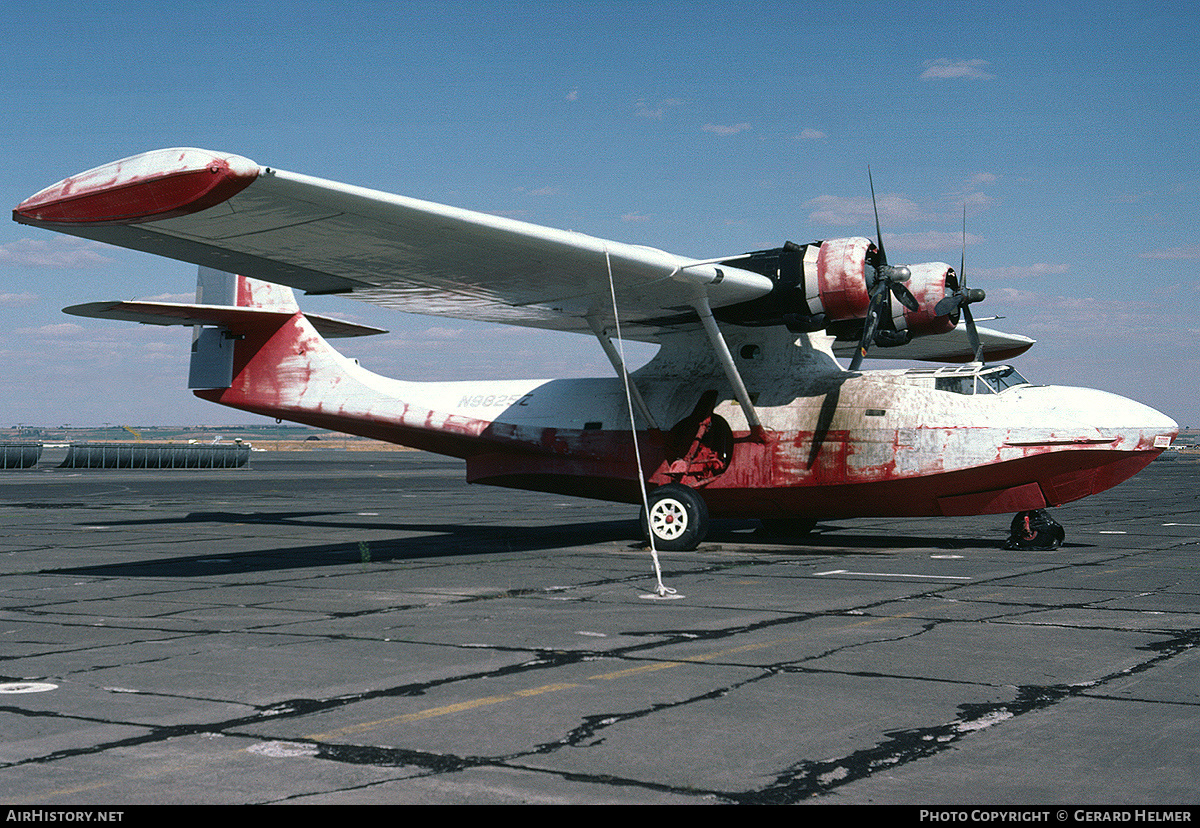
[979,366,1029,393]
[908,365,1030,396]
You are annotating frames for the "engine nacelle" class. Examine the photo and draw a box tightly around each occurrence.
[715,237,961,341]
[884,261,958,339]
[802,237,957,340]
[804,236,873,320]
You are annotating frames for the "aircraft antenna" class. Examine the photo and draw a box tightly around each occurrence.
[604,247,679,599]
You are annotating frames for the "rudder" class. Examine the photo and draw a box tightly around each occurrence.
[189,269,298,388]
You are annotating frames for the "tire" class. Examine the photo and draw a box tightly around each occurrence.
[1004,510,1065,550]
[639,483,709,551]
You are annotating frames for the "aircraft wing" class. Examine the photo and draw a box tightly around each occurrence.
[14,148,772,343]
[16,147,1035,361]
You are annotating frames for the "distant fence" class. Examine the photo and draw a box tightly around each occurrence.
[0,442,42,469]
[59,442,251,469]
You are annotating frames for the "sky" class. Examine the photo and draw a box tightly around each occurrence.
[2,0,1198,428]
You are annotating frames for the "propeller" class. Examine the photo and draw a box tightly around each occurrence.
[848,170,920,371]
[933,206,986,362]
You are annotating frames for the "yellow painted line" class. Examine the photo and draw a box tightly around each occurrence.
[305,682,580,740]
[396,694,514,722]
[18,780,116,801]
[308,612,920,740]
[512,682,580,697]
[587,661,680,681]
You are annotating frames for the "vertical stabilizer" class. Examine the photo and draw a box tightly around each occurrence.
[189,268,298,389]
[233,273,299,310]
[190,268,235,389]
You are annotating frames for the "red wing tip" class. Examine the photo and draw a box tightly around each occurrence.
[14,148,259,225]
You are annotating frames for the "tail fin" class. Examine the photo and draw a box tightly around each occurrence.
[190,269,300,388]
[64,268,385,390]
[195,267,299,310]
[189,268,384,388]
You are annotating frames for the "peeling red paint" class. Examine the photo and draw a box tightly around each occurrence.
[814,237,872,319]
[13,148,258,225]
[177,285,1174,523]
[899,263,957,337]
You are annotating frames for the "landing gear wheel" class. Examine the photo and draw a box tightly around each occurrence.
[758,517,818,539]
[1004,509,1065,550]
[640,483,709,551]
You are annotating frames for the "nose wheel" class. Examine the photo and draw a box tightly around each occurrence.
[1004,509,1065,550]
[640,483,709,551]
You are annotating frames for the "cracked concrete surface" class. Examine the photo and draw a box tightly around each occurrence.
[1,452,1197,804]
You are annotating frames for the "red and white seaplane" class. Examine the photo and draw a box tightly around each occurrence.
[13,148,1177,553]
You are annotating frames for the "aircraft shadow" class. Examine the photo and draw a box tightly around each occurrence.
[47,512,1050,579]
[50,517,637,579]
[702,521,1020,553]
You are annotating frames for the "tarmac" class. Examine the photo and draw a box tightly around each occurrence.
[0,450,1197,805]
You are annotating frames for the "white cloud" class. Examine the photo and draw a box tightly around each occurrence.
[1142,245,1200,260]
[565,87,579,101]
[806,193,922,226]
[21,322,85,337]
[515,185,561,197]
[143,292,196,303]
[985,287,1164,342]
[621,212,651,223]
[976,263,1070,281]
[921,59,996,80]
[886,230,985,252]
[421,326,463,340]
[0,292,37,306]
[635,98,683,119]
[797,128,826,140]
[702,122,751,136]
[962,191,995,209]
[0,238,112,268]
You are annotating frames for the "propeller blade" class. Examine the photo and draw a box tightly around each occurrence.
[868,166,887,266]
[849,284,889,371]
[960,205,967,289]
[934,294,962,317]
[890,281,919,312]
[963,303,984,363]
[848,345,868,372]
[958,205,984,362]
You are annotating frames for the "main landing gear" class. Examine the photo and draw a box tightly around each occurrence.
[640,490,1068,553]
[1004,509,1065,551]
[640,483,709,551]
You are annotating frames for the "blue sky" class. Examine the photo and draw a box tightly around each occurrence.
[2,0,1198,427]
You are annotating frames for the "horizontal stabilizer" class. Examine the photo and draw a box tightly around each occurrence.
[63,301,387,339]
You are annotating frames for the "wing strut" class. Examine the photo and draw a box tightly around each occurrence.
[691,292,766,441]
[602,249,678,600]
[586,316,660,431]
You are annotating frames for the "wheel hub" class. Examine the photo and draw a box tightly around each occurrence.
[650,500,687,539]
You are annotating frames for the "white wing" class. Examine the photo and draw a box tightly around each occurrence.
[15,148,771,342]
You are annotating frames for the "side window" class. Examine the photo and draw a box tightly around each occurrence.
[935,376,972,395]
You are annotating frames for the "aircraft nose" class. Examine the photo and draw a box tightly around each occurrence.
[1005,386,1177,505]
[1085,389,1176,433]
[1033,386,1178,441]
